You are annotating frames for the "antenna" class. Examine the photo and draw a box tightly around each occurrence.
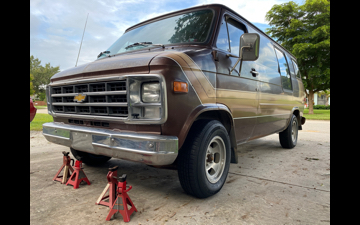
[75,13,89,67]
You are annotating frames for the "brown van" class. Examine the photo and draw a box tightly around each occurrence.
[43,4,306,198]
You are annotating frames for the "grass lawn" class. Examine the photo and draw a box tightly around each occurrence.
[34,105,47,109]
[30,113,53,131]
[303,109,330,120]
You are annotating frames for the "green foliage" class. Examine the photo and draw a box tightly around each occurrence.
[281,75,292,90]
[30,74,35,96]
[30,113,54,131]
[313,105,330,110]
[318,90,330,98]
[38,92,46,101]
[34,105,48,109]
[265,0,330,94]
[30,55,60,98]
[30,55,41,72]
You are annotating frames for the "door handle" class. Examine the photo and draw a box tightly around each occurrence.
[250,68,258,77]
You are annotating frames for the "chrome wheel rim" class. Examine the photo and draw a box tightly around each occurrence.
[205,136,226,184]
[292,120,298,143]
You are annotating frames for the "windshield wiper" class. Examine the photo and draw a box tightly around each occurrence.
[97,51,110,58]
[125,42,164,50]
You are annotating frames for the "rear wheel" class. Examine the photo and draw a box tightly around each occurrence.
[279,114,298,149]
[177,120,231,198]
[70,148,111,166]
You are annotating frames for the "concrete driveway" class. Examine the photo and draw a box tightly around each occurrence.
[36,108,48,114]
[30,120,330,225]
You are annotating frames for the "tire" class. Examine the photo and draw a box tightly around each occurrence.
[177,120,231,198]
[279,114,298,149]
[70,148,111,166]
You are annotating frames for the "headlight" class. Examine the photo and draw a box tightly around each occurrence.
[126,75,167,124]
[142,82,160,103]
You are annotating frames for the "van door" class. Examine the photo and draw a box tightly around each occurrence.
[249,34,294,139]
[252,46,294,138]
[214,15,259,144]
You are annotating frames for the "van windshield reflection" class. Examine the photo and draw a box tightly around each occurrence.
[98,9,214,59]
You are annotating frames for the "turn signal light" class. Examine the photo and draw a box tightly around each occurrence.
[173,81,188,93]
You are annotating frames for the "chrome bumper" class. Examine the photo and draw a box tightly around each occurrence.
[42,122,178,165]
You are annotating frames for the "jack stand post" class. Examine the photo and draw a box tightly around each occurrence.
[106,174,137,222]
[66,158,91,189]
[96,166,119,207]
[53,151,74,184]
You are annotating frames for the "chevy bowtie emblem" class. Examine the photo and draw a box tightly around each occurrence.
[74,94,87,103]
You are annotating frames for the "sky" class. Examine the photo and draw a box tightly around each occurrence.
[30,0,305,71]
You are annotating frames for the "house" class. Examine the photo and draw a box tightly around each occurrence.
[314,93,330,105]
[305,92,330,107]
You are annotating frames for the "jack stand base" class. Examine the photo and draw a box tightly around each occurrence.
[105,174,137,222]
[66,160,90,189]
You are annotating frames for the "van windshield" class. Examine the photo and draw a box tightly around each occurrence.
[98,9,214,58]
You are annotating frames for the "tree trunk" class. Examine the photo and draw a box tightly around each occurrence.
[308,90,314,114]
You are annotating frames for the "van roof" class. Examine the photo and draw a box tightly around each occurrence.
[125,4,296,60]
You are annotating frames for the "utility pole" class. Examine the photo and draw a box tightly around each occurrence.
[75,13,89,67]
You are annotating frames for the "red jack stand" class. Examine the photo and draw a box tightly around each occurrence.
[106,174,137,222]
[53,151,74,184]
[96,166,119,207]
[66,158,91,189]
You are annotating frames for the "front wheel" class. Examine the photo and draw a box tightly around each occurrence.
[177,120,231,198]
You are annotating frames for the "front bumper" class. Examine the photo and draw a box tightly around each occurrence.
[42,122,178,165]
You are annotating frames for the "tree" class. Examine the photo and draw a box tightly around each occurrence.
[30,74,35,96]
[30,55,60,100]
[30,55,41,72]
[265,0,330,114]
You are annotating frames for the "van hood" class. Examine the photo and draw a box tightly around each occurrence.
[50,46,213,82]
[51,50,163,82]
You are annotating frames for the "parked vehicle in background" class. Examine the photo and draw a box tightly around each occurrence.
[42,4,306,198]
[30,97,37,122]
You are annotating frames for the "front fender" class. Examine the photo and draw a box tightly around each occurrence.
[178,103,238,163]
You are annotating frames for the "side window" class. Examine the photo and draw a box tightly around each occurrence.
[292,59,301,78]
[287,57,295,75]
[216,18,230,52]
[226,18,245,54]
[274,48,292,90]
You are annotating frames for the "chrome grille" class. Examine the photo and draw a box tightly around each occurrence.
[76,85,88,93]
[63,86,74,93]
[64,106,76,113]
[53,87,61,94]
[108,82,126,91]
[109,95,127,102]
[91,84,105,92]
[63,96,75,102]
[50,80,128,118]
[90,96,106,102]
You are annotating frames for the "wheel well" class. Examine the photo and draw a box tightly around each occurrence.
[195,111,231,133]
[195,110,238,164]
[293,110,301,124]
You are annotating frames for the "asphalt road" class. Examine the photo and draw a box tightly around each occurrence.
[30,120,330,225]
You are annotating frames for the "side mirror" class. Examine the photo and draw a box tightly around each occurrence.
[229,33,260,74]
[240,33,260,61]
